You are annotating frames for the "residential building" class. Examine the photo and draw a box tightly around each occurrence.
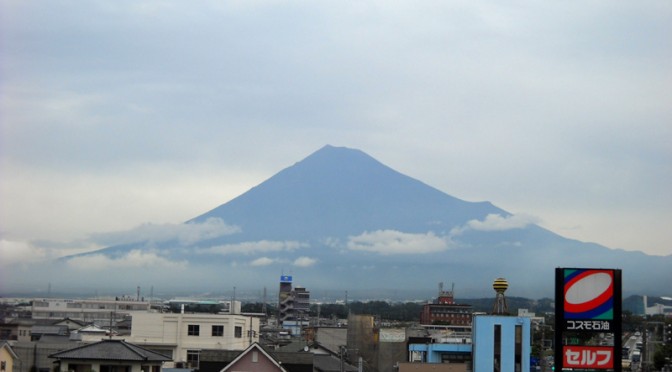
[49,339,171,372]
[199,342,313,372]
[0,319,35,342]
[12,340,86,372]
[278,276,310,334]
[1,342,19,372]
[127,311,260,369]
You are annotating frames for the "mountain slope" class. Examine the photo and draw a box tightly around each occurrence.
[69,145,672,298]
[190,145,503,240]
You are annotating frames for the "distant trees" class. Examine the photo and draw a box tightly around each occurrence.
[310,301,423,322]
[242,301,424,321]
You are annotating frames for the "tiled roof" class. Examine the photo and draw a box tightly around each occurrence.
[313,354,358,372]
[49,339,171,362]
[32,325,68,335]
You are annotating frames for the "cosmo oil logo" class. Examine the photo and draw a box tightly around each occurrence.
[563,269,614,320]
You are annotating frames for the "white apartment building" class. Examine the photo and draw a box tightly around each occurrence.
[128,312,260,368]
[31,298,150,322]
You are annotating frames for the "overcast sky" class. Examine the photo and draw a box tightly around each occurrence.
[1,0,671,282]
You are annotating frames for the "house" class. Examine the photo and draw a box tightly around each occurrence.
[30,326,69,341]
[49,339,171,372]
[276,340,358,372]
[0,319,36,342]
[1,342,19,372]
[52,319,87,333]
[222,343,287,372]
[70,325,114,342]
[199,343,313,372]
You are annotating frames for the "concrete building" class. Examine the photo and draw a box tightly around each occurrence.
[127,311,259,369]
[163,300,241,315]
[643,295,672,316]
[420,284,473,326]
[31,299,150,323]
[471,315,531,372]
[277,276,310,333]
[407,325,473,364]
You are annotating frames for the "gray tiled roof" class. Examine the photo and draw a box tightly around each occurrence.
[313,354,358,372]
[49,339,171,362]
[32,325,68,336]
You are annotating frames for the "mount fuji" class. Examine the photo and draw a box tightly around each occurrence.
[66,145,671,299]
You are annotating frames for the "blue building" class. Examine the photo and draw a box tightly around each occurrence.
[472,315,531,372]
[406,316,531,372]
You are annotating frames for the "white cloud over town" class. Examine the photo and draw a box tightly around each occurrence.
[293,256,317,267]
[64,250,188,271]
[197,240,306,255]
[347,230,449,255]
[250,257,277,267]
[89,218,241,246]
[452,214,541,236]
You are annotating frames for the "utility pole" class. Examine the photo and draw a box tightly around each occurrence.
[642,321,649,372]
[540,326,546,372]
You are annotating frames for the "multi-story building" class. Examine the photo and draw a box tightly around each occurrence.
[31,298,150,323]
[420,284,473,326]
[128,311,260,369]
[278,276,310,328]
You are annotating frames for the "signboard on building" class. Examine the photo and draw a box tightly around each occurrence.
[563,346,614,369]
[555,268,622,372]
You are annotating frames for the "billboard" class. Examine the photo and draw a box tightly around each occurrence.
[555,268,622,372]
[562,269,616,331]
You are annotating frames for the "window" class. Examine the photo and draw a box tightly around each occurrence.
[212,325,224,337]
[188,324,200,336]
[235,326,243,338]
[186,350,200,368]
